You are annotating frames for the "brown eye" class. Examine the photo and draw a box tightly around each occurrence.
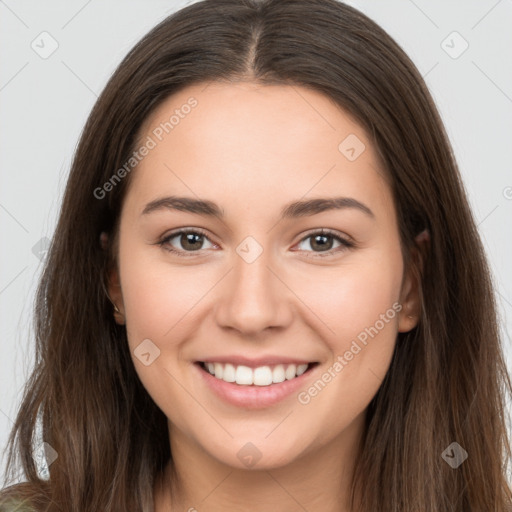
[295,230,354,257]
[176,232,204,251]
[159,229,215,256]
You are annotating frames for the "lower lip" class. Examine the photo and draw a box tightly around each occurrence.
[194,362,319,409]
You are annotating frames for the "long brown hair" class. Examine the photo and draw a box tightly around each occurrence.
[1,0,511,510]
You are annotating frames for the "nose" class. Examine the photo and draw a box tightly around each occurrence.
[214,246,294,336]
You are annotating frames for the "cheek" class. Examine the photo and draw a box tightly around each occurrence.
[117,245,208,421]
[295,247,403,346]
[119,240,212,346]
[291,248,403,406]
[304,311,398,428]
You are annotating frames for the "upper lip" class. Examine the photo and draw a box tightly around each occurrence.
[196,356,317,369]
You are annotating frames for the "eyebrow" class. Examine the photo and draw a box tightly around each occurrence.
[141,195,375,220]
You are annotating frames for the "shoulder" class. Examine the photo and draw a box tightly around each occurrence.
[0,497,35,512]
[0,485,37,512]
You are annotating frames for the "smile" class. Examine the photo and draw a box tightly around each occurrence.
[199,361,315,386]
[193,359,321,409]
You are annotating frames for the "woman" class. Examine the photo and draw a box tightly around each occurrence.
[1,0,511,510]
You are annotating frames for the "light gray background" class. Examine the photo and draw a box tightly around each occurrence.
[1,0,511,485]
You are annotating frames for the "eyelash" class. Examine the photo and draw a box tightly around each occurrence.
[157,228,355,259]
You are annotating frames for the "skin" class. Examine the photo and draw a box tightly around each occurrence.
[107,81,424,511]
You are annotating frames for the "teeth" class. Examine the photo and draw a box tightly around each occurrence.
[296,364,308,376]
[272,364,286,383]
[222,363,236,382]
[203,362,310,386]
[236,365,254,385]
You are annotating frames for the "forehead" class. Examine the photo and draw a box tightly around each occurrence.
[125,81,392,220]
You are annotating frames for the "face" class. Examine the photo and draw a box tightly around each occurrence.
[108,81,420,470]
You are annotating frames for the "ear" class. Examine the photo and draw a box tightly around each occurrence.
[397,229,429,333]
[100,231,126,325]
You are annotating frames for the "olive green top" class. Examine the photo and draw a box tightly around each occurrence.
[0,498,35,512]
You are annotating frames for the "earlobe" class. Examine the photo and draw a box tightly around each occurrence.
[108,268,126,325]
[397,229,430,333]
[100,231,126,325]
[100,231,109,251]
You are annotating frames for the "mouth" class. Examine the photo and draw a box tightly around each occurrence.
[193,359,321,409]
[195,361,320,386]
